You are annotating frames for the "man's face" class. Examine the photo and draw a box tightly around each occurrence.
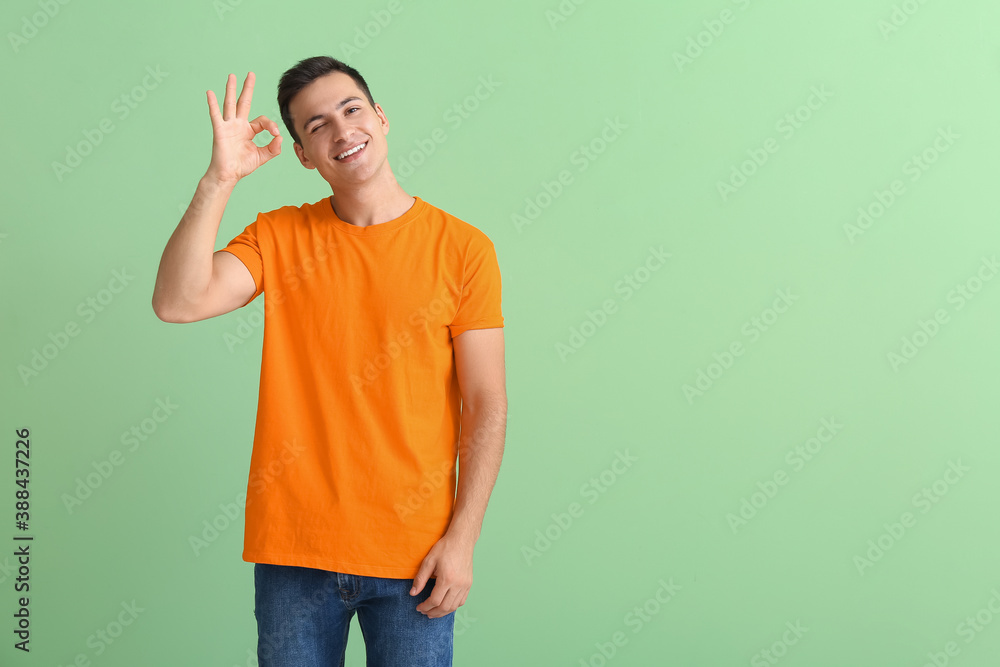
[290,71,390,188]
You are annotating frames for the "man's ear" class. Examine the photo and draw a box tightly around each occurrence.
[374,103,390,135]
[293,141,315,170]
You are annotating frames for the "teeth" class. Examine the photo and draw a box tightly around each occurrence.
[336,142,366,159]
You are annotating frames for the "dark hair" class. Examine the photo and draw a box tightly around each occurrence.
[277,56,376,145]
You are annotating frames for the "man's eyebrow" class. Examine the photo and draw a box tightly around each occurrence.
[303,96,363,131]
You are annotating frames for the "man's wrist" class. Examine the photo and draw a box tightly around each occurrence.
[201,169,238,192]
[444,522,480,548]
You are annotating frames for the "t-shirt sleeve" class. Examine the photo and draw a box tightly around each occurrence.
[218,217,264,308]
[449,234,504,338]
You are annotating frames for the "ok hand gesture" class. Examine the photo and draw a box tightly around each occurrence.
[205,72,282,185]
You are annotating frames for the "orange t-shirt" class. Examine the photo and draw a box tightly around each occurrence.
[218,195,504,579]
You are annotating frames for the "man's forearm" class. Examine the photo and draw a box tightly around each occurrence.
[446,401,507,545]
[151,172,236,318]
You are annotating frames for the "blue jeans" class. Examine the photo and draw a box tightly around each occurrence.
[253,562,455,666]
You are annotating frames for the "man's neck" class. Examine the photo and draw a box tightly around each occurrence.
[329,177,415,228]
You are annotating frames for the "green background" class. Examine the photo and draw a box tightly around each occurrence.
[3,0,1000,664]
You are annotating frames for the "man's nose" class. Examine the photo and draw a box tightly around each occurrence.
[330,119,356,144]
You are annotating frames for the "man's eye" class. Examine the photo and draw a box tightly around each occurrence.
[347,107,360,114]
[310,124,324,133]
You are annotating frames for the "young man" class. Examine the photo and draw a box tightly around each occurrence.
[151,56,507,666]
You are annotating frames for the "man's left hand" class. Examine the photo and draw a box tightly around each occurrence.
[410,532,474,618]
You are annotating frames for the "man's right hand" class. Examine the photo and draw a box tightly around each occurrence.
[206,71,282,185]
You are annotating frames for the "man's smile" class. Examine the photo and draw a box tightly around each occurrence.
[335,141,368,161]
